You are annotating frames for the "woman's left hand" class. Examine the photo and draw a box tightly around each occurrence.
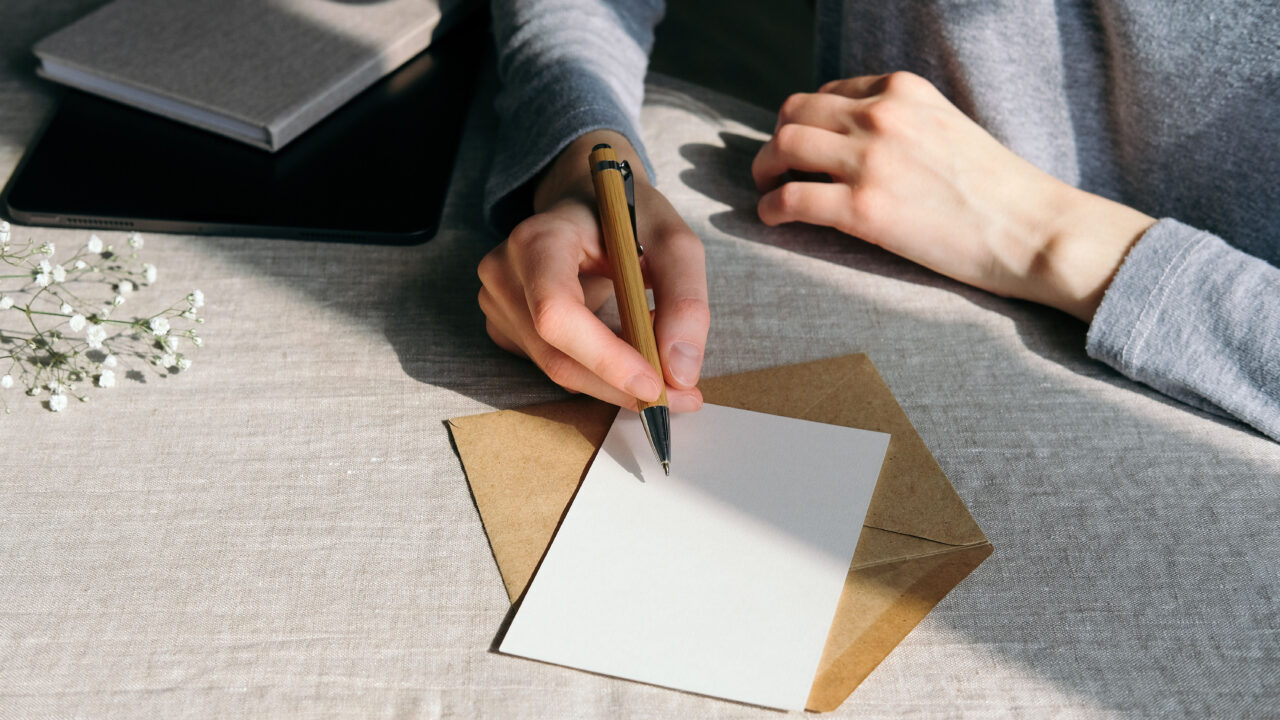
[752,71,1155,321]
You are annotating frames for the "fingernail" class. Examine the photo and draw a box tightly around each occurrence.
[624,374,660,402]
[667,341,702,387]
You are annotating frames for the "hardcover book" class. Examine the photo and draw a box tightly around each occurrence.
[34,0,471,151]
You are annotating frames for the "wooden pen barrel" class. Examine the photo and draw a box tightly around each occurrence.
[588,144,669,411]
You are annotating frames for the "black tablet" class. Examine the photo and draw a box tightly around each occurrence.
[2,13,488,245]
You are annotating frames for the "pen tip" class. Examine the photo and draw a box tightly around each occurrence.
[662,462,670,476]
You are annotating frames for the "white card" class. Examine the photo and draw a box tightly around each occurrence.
[499,403,890,710]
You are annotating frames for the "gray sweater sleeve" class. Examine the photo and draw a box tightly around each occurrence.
[485,0,663,232]
[1087,218,1280,441]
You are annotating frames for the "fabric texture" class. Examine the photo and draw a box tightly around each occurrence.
[1,2,1277,719]
[1087,219,1280,440]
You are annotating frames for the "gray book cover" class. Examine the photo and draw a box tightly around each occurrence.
[34,0,470,151]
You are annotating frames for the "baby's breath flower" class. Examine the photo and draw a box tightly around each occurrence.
[0,375,12,389]
[85,324,107,349]
[176,356,192,371]
[52,265,67,283]
[117,280,134,294]
[189,290,204,308]
[161,335,178,352]
[27,386,41,396]
[87,235,104,253]
[98,370,116,388]
[0,295,13,310]
[39,259,51,273]
[128,233,144,249]
[143,263,157,283]
[103,354,117,368]
[180,309,196,320]
[190,335,203,348]
[112,295,125,306]
[60,302,73,314]
[47,381,62,393]
[39,242,55,256]
[74,260,87,270]
[35,272,52,287]
[68,314,86,332]
[48,393,68,412]
[159,353,176,368]
[149,317,170,336]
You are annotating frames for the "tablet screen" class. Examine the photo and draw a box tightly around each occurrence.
[3,13,488,245]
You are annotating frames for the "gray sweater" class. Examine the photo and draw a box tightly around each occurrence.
[485,0,1280,442]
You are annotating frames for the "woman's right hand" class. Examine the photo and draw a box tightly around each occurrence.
[478,129,709,412]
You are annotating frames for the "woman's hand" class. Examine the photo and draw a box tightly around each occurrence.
[479,130,708,411]
[752,72,1155,321]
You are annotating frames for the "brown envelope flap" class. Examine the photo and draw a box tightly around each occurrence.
[447,396,617,603]
[448,353,985,600]
[806,541,994,712]
[698,354,986,548]
[446,354,993,712]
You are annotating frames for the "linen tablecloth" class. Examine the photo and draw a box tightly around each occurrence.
[1,3,1276,718]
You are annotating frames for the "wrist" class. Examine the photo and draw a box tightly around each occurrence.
[534,129,649,213]
[1019,184,1156,322]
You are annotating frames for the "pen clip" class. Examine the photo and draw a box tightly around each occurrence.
[619,160,642,256]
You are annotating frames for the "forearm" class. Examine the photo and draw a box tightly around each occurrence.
[1018,184,1156,322]
[485,0,664,231]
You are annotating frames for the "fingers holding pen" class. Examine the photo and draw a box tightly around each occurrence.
[640,206,709,397]
[478,216,664,408]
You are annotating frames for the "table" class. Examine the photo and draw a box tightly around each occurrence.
[2,3,1276,718]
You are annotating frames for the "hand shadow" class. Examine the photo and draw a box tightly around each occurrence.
[677,130,1257,437]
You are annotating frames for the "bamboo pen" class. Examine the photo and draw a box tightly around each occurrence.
[588,143,671,475]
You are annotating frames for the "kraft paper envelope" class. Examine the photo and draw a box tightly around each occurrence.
[446,353,993,712]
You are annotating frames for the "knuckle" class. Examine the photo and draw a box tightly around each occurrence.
[537,351,577,389]
[506,222,539,254]
[666,296,711,329]
[858,99,900,133]
[476,252,499,285]
[857,139,888,172]
[882,70,925,95]
[778,93,808,123]
[846,185,880,224]
[775,182,807,213]
[773,123,805,153]
[529,298,573,340]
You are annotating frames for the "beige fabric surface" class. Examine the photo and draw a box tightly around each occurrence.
[2,3,1277,718]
